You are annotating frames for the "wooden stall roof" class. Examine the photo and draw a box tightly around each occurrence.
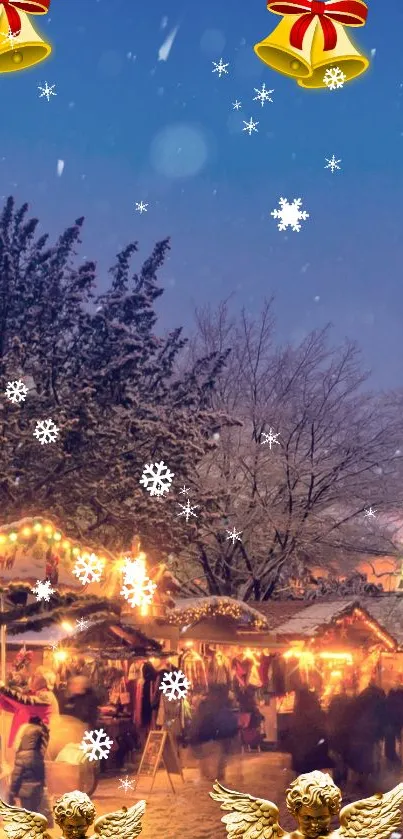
[60,618,164,659]
[164,596,269,631]
[254,596,397,649]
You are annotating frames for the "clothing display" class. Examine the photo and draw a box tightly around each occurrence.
[208,651,232,686]
[180,649,208,692]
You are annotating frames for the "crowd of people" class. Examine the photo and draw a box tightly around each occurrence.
[288,683,403,789]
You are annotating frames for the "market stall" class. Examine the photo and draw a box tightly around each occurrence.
[151,596,285,750]
[263,599,396,749]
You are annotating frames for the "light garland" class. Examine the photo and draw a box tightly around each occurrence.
[0,516,112,569]
[166,597,268,630]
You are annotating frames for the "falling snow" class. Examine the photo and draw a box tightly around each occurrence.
[38,82,57,101]
[232,100,242,110]
[325,155,341,173]
[177,498,198,522]
[364,507,377,518]
[118,777,137,794]
[271,198,309,232]
[5,380,28,404]
[226,528,242,545]
[135,201,148,214]
[243,118,259,136]
[31,580,55,602]
[139,460,174,496]
[261,427,280,448]
[33,419,59,444]
[323,67,346,90]
[253,83,274,106]
[212,58,229,77]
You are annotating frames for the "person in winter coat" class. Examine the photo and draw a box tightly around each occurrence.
[345,684,387,782]
[9,715,49,814]
[61,676,99,729]
[289,688,332,774]
[327,693,353,785]
[384,687,403,765]
[238,686,265,750]
[189,684,239,782]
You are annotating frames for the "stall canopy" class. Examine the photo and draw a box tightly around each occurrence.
[254,598,396,650]
[165,596,269,630]
[59,618,163,659]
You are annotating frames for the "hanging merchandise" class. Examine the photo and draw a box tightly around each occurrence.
[253,0,369,89]
[180,649,208,693]
[208,650,232,686]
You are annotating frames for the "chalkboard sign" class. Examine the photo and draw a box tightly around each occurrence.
[136,730,183,793]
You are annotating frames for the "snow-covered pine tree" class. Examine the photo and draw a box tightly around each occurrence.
[0,197,228,559]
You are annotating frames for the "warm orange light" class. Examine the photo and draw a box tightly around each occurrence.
[53,650,68,663]
[9,532,17,542]
[329,669,343,679]
[21,527,32,538]
[72,547,80,556]
[44,525,53,536]
[62,540,70,549]
[0,535,6,545]
[60,621,74,633]
[33,522,42,532]
[54,532,62,541]
[318,651,353,663]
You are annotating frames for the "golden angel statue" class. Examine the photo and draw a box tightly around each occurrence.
[0,789,146,839]
[211,770,403,839]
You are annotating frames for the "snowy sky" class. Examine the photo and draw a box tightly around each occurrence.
[0,0,400,387]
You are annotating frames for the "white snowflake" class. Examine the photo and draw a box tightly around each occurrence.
[325,155,341,173]
[120,578,157,608]
[159,670,190,701]
[75,617,91,632]
[212,58,229,77]
[135,201,148,214]
[261,427,280,449]
[232,100,242,110]
[271,198,309,232]
[226,528,242,545]
[139,460,174,496]
[323,66,346,90]
[177,498,198,522]
[5,380,28,404]
[179,485,190,495]
[72,553,105,585]
[253,83,274,106]
[38,82,57,101]
[1,27,18,48]
[243,117,259,135]
[364,506,376,518]
[33,418,59,444]
[118,776,136,794]
[31,579,54,602]
[79,728,113,762]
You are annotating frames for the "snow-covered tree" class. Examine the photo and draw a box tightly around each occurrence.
[0,197,228,557]
[170,299,403,600]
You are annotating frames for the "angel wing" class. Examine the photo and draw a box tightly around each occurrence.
[0,799,50,839]
[90,799,146,839]
[210,781,286,839]
[337,783,403,839]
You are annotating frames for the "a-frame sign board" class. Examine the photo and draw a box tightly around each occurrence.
[135,729,184,794]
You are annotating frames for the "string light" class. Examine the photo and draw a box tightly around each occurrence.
[0,517,113,572]
[166,597,268,630]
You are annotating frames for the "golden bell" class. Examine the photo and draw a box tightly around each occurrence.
[0,8,51,73]
[297,18,368,88]
[254,15,318,81]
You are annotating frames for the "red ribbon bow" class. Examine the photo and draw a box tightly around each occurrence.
[0,0,50,36]
[266,0,367,51]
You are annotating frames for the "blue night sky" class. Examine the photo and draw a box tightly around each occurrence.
[0,0,401,387]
